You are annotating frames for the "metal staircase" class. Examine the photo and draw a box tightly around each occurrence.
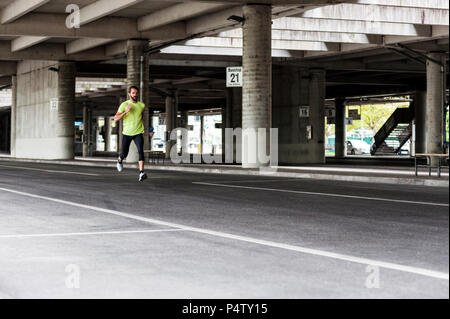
[371,103,415,155]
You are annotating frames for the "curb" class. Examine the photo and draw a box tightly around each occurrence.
[0,157,448,188]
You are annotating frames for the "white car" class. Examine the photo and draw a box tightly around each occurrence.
[347,140,371,155]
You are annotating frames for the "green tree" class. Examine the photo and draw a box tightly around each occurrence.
[346,103,409,135]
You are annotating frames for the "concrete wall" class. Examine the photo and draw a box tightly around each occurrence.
[15,61,75,159]
[273,66,326,164]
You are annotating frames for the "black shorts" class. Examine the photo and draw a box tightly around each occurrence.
[120,134,145,161]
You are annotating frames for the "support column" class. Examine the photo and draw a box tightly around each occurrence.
[425,52,446,163]
[56,61,76,159]
[105,116,111,152]
[10,75,17,157]
[82,104,92,157]
[181,110,189,157]
[335,98,346,158]
[221,94,231,163]
[126,39,149,163]
[242,4,272,168]
[118,96,125,153]
[200,115,204,155]
[165,95,176,160]
[308,68,326,164]
[414,90,427,154]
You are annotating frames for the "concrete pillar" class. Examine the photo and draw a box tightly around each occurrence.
[105,116,111,152]
[242,4,272,168]
[425,52,446,162]
[415,90,427,154]
[10,75,17,157]
[273,66,326,164]
[335,98,346,158]
[82,104,93,157]
[126,39,149,163]
[56,62,76,159]
[15,61,76,160]
[200,115,204,155]
[308,69,326,164]
[232,88,242,163]
[118,97,125,153]
[165,95,176,160]
[221,94,231,162]
[181,110,189,156]
[273,65,302,164]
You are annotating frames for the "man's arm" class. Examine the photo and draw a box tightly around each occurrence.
[114,103,133,122]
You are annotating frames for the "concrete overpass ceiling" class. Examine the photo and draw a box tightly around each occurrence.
[0,0,448,103]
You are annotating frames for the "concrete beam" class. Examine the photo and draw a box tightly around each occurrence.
[160,44,304,58]
[300,3,449,25]
[0,41,107,61]
[272,17,432,37]
[11,36,48,52]
[66,38,116,55]
[0,13,186,39]
[216,29,384,44]
[63,0,145,54]
[138,2,230,31]
[352,0,448,10]
[105,41,128,57]
[76,0,144,26]
[0,0,50,24]
[184,37,341,51]
[0,61,17,76]
[0,76,11,87]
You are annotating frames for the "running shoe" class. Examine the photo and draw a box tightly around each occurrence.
[117,160,123,172]
[139,172,148,182]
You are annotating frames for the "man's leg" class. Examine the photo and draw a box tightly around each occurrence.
[117,135,132,172]
[134,134,147,181]
[119,135,133,162]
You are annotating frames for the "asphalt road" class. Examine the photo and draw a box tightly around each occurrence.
[0,161,448,299]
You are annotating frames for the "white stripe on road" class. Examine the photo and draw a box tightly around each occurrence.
[0,228,185,239]
[193,182,449,207]
[277,166,449,177]
[0,187,448,281]
[0,164,99,176]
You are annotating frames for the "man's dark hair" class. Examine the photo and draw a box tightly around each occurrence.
[129,86,139,93]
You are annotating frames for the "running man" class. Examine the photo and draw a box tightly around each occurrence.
[114,86,148,182]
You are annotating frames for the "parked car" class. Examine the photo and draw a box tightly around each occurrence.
[152,138,165,151]
[347,140,371,155]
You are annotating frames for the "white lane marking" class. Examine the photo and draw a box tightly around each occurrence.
[204,179,302,184]
[0,164,99,177]
[1,188,448,281]
[193,182,449,207]
[0,228,185,239]
[277,166,449,177]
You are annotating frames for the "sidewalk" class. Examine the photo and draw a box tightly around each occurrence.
[0,154,448,187]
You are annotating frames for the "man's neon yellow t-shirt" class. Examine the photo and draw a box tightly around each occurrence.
[118,100,146,136]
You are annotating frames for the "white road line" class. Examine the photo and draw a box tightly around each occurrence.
[0,228,185,239]
[193,182,449,207]
[277,166,449,177]
[0,187,448,281]
[0,164,99,177]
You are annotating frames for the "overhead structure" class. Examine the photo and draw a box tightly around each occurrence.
[0,0,448,162]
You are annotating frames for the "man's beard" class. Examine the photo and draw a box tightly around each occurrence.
[131,96,138,102]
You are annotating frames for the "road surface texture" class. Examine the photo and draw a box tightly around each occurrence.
[0,161,448,299]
